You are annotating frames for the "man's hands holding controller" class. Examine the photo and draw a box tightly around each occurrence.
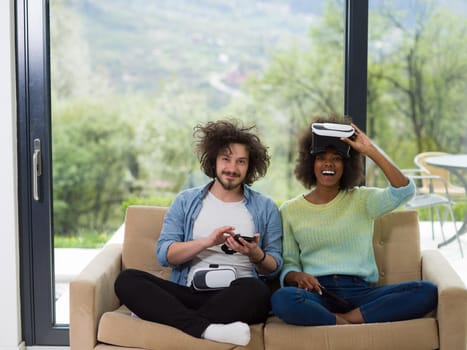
[199,226,265,264]
[167,226,263,266]
[221,231,260,256]
[221,233,259,256]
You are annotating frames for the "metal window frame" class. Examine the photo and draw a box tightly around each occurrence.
[344,0,368,130]
[16,0,69,345]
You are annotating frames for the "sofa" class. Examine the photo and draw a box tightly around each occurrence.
[70,206,467,350]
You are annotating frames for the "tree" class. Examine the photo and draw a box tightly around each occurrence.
[126,81,214,195]
[52,98,138,234]
[49,1,112,100]
[368,1,467,157]
[245,0,345,197]
[246,0,467,188]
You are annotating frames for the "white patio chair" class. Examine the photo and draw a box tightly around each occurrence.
[403,169,463,257]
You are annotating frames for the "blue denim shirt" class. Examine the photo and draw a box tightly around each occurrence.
[157,181,283,285]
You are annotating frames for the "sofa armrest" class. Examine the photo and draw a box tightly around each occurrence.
[421,249,467,350]
[70,243,122,350]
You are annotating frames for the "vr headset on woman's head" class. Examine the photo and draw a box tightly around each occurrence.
[310,123,355,158]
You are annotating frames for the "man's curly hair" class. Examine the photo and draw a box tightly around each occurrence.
[295,115,364,189]
[193,119,270,186]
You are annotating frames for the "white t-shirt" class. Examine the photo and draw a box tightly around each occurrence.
[186,192,255,286]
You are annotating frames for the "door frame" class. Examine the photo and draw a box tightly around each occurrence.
[16,0,69,345]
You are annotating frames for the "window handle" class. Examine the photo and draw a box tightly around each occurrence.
[32,138,42,201]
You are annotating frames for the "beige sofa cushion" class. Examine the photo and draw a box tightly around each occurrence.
[123,207,423,284]
[372,210,421,285]
[98,305,264,350]
[122,206,171,279]
[264,316,438,350]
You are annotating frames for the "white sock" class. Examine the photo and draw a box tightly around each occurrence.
[202,321,251,346]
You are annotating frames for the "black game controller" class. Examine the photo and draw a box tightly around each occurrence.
[320,287,349,307]
[221,234,255,254]
[234,234,255,245]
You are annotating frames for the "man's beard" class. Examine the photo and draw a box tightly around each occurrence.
[216,171,243,191]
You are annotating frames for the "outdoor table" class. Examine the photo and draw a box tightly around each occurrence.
[425,154,467,247]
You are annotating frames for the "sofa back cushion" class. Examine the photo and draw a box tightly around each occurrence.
[122,205,171,279]
[372,210,421,285]
[122,205,422,284]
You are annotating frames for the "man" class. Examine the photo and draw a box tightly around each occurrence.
[115,119,282,346]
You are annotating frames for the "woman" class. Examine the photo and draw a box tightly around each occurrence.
[271,115,437,326]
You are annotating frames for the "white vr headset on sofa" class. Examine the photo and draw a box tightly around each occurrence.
[191,264,237,291]
[311,123,355,158]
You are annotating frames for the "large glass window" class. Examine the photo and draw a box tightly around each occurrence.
[50,0,346,325]
[367,0,467,185]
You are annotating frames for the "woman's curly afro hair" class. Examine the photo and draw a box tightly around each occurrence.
[294,114,364,189]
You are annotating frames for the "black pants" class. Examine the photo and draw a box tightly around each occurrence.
[114,268,272,338]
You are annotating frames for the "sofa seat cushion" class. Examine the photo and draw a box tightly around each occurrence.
[97,306,264,350]
[95,346,144,350]
[264,316,438,350]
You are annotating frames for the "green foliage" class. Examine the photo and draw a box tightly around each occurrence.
[244,0,346,198]
[50,1,112,100]
[52,98,139,235]
[121,196,175,215]
[50,0,467,243]
[453,202,467,222]
[54,229,113,248]
[414,202,466,222]
[367,1,467,158]
[132,82,212,193]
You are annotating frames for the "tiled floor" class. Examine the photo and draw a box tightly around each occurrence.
[54,221,466,325]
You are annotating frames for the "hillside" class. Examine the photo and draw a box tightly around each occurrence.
[69,0,315,100]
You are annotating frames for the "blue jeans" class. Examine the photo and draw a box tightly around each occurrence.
[271,275,437,326]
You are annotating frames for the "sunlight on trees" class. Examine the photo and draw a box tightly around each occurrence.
[49,0,466,237]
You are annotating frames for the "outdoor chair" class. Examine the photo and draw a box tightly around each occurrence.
[415,152,465,198]
[403,169,463,257]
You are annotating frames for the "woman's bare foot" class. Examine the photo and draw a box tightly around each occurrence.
[334,313,350,325]
[336,308,365,324]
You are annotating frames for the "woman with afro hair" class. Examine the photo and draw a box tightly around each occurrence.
[271,114,437,326]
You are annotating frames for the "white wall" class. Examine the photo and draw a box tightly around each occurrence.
[0,1,24,350]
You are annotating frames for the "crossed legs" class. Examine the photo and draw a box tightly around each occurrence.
[271,275,437,326]
[114,269,271,343]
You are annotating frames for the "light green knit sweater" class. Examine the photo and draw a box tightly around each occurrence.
[279,180,415,284]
